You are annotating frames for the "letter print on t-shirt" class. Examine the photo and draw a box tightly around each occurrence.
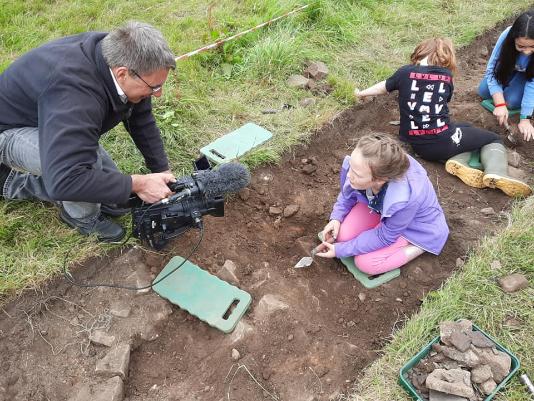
[385,65,454,144]
[406,72,451,136]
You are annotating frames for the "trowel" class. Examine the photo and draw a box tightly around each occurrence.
[294,241,332,268]
[504,120,520,147]
[294,247,319,268]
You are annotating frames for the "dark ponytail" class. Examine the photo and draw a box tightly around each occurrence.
[494,10,534,86]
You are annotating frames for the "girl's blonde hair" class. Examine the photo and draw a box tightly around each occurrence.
[410,37,457,72]
[355,134,409,181]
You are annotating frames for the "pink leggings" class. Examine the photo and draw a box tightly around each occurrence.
[337,202,424,275]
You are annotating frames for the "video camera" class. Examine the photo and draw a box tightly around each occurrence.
[130,157,250,249]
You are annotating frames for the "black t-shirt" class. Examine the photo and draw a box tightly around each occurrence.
[385,64,454,144]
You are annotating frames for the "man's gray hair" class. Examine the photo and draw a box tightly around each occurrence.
[102,21,176,74]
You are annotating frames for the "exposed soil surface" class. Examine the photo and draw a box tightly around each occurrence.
[1,22,532,401]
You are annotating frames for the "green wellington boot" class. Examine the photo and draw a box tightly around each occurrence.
[481,143,532,198]
[445,152,485,188]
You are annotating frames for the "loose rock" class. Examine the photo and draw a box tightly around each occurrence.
[507,150,521,168]
[449,331,471,352]
[468,331,494,348]
[304,61,329,80]
[299,97,316,107]
[428,390,468,401]
[471,365,493,384]
[479,378,497,395]
[287,74,310,89]
[425,368,475,398]
[231,348,240,361]
[498,273,529,293]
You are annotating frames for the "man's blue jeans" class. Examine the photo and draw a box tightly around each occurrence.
[0,127,120,222]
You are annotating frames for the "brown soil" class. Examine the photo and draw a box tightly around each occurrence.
[1,21,532,401]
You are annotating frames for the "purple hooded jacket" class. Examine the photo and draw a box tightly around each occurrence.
[330,155,449,257]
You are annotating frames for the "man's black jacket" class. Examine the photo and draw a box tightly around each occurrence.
[0,32,169,204]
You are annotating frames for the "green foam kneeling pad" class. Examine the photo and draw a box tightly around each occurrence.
[317,231,400,288]
[153,256,252,333]
[200,122,272,164]
[339,256,400,289]
[480,99,520,115]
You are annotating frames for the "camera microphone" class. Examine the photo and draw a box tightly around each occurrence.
[195,162,250,197]
[161,162,250,204]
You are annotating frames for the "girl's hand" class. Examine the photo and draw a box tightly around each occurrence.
[315,241,336,258]
[322,219,340,243]
[518,119,534,141]
[493,106,509,126]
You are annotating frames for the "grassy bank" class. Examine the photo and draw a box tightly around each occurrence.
[350,197,534,401]
[0,1,530,297]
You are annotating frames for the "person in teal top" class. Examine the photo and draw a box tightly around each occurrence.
[479,9,534,142]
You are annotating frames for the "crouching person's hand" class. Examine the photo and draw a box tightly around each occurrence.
[131,172,176,204]
[315,241,336,258]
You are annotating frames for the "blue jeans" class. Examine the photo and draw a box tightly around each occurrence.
[0,127,120,222]
[478,72,526,109]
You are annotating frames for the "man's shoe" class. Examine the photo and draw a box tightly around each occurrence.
[59,209,126,243]
[0,163,12,197]
[101,203,131,217]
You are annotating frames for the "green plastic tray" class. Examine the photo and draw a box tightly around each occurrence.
[200,123,272,164]
[480,99,520,115]
[152,256,252,333]
[399,322,520,401]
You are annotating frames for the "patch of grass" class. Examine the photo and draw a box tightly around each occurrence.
[350,198,534,401]
[0,0,530,300]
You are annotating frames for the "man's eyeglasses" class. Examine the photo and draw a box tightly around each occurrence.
[130,70,163,93]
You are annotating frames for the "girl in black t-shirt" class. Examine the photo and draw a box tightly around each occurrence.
[356,38,531,198]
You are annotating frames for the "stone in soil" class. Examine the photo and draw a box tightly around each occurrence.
[95,343,131,380]
[283,204,300,218]
[254,294,289,320]
[218,259,240,285]
[109,301,131,318]
[89,330,116,347]
[70,376,124,401]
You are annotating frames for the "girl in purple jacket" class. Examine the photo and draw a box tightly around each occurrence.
[316,134,449,275]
